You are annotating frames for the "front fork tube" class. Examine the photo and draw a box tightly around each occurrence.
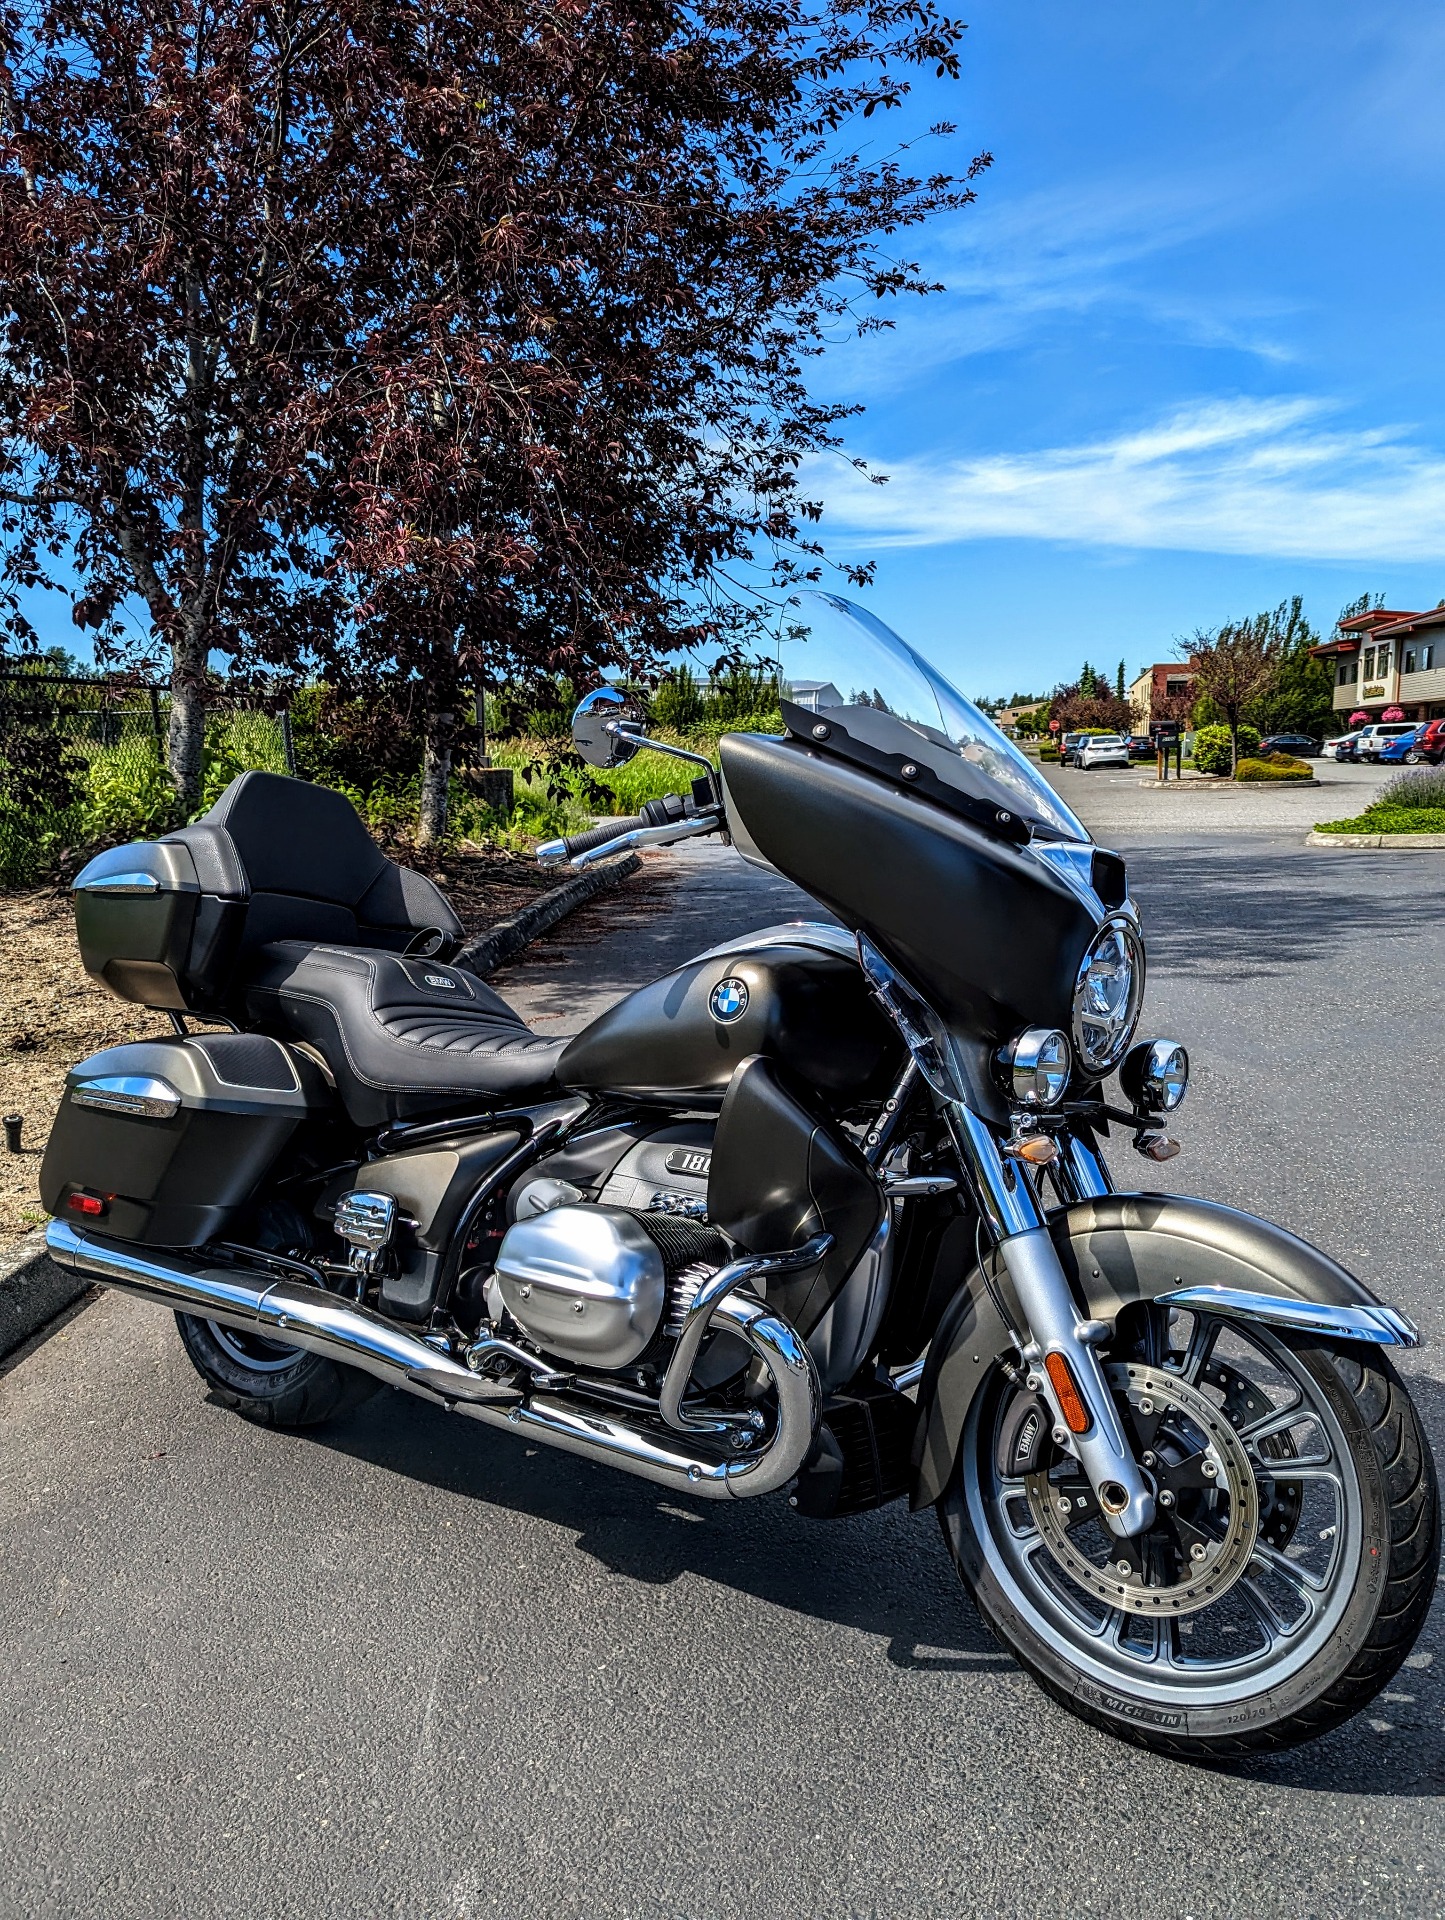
[945,1103,1155,1539]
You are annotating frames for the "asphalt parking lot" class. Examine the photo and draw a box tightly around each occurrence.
[2,812,1443,1919]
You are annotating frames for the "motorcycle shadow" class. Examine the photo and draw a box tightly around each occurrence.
[306,1384,1014,1679]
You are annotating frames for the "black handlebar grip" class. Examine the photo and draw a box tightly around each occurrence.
[562,814,648,858]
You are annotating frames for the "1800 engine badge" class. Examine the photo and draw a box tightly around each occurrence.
[708,977,749,1023]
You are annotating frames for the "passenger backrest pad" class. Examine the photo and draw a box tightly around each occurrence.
[163,772,463,995]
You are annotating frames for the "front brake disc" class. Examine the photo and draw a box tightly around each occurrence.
[1024,1362,1260,1617]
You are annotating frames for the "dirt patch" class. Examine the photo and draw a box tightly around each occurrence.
[0,847,583,1248]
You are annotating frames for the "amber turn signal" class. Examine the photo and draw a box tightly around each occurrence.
[1004,1134,1059,1166]
[1044,1351,1093,1434]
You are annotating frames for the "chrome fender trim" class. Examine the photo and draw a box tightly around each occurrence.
[910,1191,1420,1510]
[1155,1286,1418,1348]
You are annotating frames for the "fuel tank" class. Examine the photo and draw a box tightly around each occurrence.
[556,942,899,1108]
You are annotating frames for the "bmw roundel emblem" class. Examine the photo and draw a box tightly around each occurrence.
[709,976,749,1023]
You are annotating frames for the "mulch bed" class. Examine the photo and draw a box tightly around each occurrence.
[0,846,585,1246]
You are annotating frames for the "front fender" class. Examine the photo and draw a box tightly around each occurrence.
[910,1191,1415,1510]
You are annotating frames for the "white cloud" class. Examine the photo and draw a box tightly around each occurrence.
[815,174,1296,398]
[812,397,1445,562]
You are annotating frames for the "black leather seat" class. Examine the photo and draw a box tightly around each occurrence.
[246,943,567,1127]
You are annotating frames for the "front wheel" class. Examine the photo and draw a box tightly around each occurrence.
[939,1305,1439,1758]
[176,1312,380,1428]
[1405,750,1425,764]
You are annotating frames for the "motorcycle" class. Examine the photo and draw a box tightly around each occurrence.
[41,594,1438,1756]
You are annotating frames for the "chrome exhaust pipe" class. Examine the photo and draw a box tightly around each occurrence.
[45,1221,819,1501]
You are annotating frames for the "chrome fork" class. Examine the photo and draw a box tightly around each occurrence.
[946,1103,1154,1538]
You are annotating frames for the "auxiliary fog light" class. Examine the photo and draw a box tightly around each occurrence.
[1120,1038,1190,1113]
[1000,1027,1072,1108]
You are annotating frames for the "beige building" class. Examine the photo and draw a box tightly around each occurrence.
[1128,664,1197,732]
[1311,608,1445,721]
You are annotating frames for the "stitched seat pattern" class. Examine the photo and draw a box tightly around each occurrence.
[244,941,567,1126]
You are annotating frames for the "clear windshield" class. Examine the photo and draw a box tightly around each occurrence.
[780,593,1089,844]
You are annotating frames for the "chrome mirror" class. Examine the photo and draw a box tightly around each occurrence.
[571,687,644,769]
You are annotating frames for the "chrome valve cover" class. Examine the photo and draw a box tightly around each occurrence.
[493,1205,667,1370]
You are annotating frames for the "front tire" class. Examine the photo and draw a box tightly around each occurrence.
[939,1311,1439,1758]
[175,1313,380,1428]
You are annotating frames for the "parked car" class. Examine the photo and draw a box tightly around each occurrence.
[1076,733,1131,770]
[1321,732,1361,761]
[1355,722,1420,761]
[1126,735,1155,761]
[1400,718,1445,765]
[1059,731,1086,766]
[1258,732,1320,758]
[1378,724,1429,765]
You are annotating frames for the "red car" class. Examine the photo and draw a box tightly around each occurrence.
[1403,718,1445,764]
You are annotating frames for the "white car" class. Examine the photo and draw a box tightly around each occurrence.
[1076,734,1131,770]
[1354,722,1418,761]
[1321,733,1359,760]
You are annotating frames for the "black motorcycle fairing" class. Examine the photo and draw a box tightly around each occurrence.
[557,941,897,1108]
[708,1055,884,1335]
[717,733,1103,1114]
[910,1191,1402,1509]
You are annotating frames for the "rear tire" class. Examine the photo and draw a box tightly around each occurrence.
[175,1312,380,1428]
[940,1327,1439,1759]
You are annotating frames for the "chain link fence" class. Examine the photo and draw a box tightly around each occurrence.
[0,671,296,888]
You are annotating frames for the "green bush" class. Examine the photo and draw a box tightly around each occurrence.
[1234,753,1313,782]
[82,742,180,838]
[1037,746,1061,762]
[1192,724,1260,775]
[1315,806,1445,835]
[649,667,706,731]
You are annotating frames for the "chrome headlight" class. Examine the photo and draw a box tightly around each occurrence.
[1120,1038,1189,1112]
[1000,1027,1072,1108]
[1072,916,1145,1075]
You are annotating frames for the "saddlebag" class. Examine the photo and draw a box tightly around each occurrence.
[40,1033,329,1248]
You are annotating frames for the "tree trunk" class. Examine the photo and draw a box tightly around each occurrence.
[167,619,209,814]
[417,703,455,847]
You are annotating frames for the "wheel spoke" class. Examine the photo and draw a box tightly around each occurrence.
[1174,1314,1221,1385]
[1251,1460,1342,1492]
[1251,1538,1328,1596]
[1237,1399,1305,1444]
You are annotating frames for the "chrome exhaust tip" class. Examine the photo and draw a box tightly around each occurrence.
[44,1221,819,1501]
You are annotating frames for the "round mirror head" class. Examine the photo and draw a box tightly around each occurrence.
[571,686,644,768]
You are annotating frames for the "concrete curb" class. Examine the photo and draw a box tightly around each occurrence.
[1307,830,1445,850]
[0,1229,89,1363]
[455,851,643,976]
[1140,776,1320,789]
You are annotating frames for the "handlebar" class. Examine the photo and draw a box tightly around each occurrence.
[560,815,647,860]
[536,790,723,869]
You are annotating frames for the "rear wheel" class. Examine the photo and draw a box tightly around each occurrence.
[940,1305,1439,1757]
[175,1313,380,1428]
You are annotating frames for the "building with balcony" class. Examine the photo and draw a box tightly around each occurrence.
[1311,607,1445,722]
[1127,663,1197,732]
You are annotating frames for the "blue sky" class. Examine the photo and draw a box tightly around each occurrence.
[809,0,1445,698]
[20,2,1445,701]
